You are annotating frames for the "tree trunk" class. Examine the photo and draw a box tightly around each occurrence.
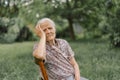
[67,18,76,40]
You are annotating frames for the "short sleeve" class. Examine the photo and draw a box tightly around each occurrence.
[64,40,74,60]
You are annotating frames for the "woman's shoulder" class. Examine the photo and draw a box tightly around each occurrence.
[56,38,68,44]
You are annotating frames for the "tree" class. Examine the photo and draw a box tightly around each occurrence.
[18,0,46,25]
[0,0,35,43]
[106,0,120,47]
[42,0,109,40]
[44,0,84,40]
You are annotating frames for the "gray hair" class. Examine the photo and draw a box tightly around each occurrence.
[37,18,55,28]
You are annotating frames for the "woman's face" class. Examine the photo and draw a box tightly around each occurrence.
[40,21,56,41]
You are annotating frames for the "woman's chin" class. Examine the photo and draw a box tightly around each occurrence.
[46,37,55,41]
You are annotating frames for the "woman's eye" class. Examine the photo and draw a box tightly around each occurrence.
[49,28,52,29]
[43,29,46,31]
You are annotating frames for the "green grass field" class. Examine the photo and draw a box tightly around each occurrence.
[0,40,120,80]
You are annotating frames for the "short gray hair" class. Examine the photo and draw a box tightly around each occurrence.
[37,18,55,28]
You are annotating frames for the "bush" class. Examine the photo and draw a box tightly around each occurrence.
[0,17,36,43]
[15,26,35,42]
[106,1,120,47]
[108,10,120,47]
[0,24,20,43]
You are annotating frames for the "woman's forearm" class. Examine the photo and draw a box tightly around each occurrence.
[74,63,80,80]
[33,36,46,60]
[70,57,80,80]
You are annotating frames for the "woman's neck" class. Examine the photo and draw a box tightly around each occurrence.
[47,39,56,46]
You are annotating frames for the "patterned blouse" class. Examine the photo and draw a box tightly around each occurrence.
[33,39,75,80]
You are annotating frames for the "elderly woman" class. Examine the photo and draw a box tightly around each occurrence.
[33,18,88,80]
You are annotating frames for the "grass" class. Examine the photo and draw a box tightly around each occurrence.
[0,42,39,80]
[0,40,120,80]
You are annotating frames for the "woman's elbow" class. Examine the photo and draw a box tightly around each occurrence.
[33,51,45,60]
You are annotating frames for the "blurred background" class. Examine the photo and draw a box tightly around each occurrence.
[0,0,120,80]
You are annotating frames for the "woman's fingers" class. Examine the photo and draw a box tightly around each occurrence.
[36,25,42,32]
[35,25,41,36]
[35,25,40,31]
[35,24,45,38]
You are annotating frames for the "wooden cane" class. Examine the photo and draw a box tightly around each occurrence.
[38,60,48,80]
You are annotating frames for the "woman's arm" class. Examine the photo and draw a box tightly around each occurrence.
[33,25,46,60]
[70,57,80,80]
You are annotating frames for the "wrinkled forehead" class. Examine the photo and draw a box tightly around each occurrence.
[40,20,54,29]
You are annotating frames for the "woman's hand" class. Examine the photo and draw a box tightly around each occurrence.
[35,24,45,38]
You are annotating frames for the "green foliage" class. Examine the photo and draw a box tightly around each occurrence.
[0,0,19,18]
[2,24,20,43]
[0,0,120,47]
[0,18,25,43]
[44,0,91,40]
[106,0,120,47]
[108,17,120,47]
[0,0,35,43]
[18,0,46,25]
[15,26,35,42]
